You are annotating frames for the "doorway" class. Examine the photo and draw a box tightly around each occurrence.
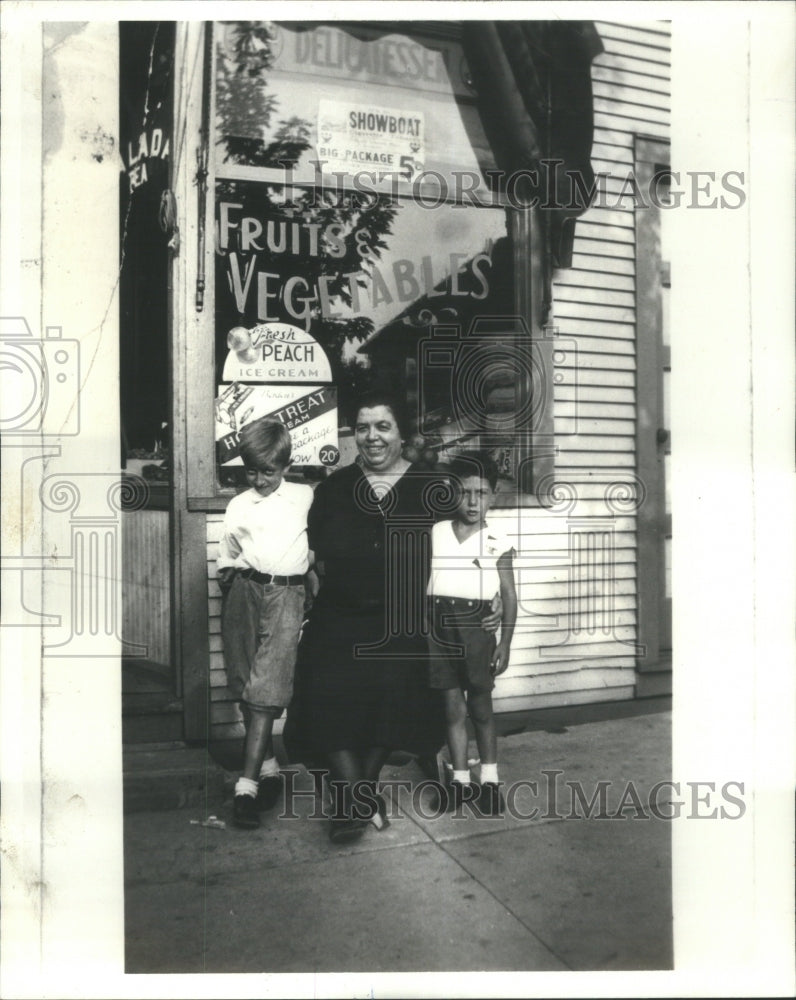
[634,136,672,695]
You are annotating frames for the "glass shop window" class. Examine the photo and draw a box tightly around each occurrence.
[212,21,534,500]
[119,21,175,501]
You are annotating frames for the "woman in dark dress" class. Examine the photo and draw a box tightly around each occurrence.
[286,390,497,842]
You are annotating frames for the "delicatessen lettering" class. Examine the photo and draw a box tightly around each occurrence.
[292,27,450,85]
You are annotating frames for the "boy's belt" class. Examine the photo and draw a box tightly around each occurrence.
[239,568,305,586]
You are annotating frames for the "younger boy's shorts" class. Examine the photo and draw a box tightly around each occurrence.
[221,574,306,710]
[427,596,497,693]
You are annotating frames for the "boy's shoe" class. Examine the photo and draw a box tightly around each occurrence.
[445,780,479,814]
[233,793,260,829]
[476,782,505,817]
[256,774,282,812]
[424,780,476,815]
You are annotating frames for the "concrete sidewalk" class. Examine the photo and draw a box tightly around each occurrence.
[124,710,672,973]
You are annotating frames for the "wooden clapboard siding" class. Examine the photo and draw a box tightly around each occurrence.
[122,510,171,666]
[495,686,636,713]
[206,514,241,739]
[507,20,670,714]
[595,21,671,43]
[488,488,642,710]
[592,81,670,112]
[555,269,635,293]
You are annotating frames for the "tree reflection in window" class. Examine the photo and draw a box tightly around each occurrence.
[215,179,400,412]
[215,22,308,168]
[213,22,518,490]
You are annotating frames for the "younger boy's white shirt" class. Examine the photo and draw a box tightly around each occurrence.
[427,519,514,601]
[217,481,313,576]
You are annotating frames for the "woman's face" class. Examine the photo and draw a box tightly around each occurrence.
[355,405,404,472]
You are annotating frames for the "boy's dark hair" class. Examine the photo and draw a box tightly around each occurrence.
[352,387,410,440]
[447,451,499,491]
[239,419,292,469]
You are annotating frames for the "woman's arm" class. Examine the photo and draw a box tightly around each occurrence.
[490,551,517,676]
[216,504,241,592]
[306,549,320,598]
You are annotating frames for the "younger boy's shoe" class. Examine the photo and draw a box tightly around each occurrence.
[233,793,260,829]
[476,782,505,817]
[446,780,479,814]
[256,774,282,812]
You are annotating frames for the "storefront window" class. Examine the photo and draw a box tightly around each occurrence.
[215,21,496,192]
[212,21,536,498]
[119,22,175,501]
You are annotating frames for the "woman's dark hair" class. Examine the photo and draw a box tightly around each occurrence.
[352,388,410,440]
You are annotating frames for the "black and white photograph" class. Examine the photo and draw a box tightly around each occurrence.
[0,2,793,998]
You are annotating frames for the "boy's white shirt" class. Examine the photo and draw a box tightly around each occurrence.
[427,518,514,601]
[217,481,313,576]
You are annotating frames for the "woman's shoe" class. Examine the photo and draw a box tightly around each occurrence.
[369,793,391,831]
[328,816,366,844]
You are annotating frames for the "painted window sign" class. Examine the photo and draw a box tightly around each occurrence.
[215,188,497,333]
[266,23,468,95]
[212,22,529,495]
[215,383,338,468]
[214,181,515,486]
[222,322,333,383]
[120,22,173,195]
[214,21,493,187]
[125,128,170,192]
[317,100,424,180]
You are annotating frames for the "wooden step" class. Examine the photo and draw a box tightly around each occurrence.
[123,743,233,813]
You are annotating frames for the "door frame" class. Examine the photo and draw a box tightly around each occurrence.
[634,135,672,675]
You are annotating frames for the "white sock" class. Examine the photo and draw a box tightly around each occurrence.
[235,777,258,798]
[480,763,499,784]
[452,769,471,785]
[259,756,280,779]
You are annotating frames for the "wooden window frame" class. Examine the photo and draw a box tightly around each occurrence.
[184,19,550,512]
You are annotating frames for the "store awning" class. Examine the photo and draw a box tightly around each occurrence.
[461,20,604,268]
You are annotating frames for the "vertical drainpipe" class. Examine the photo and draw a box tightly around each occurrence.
[542,21,554,329]
[195,22,212,312]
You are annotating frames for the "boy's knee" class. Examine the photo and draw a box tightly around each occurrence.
[467,691,493,726]
[443,690,468,725]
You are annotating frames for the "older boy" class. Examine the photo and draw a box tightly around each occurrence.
[427,452,517,816]
[217,419,314,829]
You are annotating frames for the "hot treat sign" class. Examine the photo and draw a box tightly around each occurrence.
[216,322,338,468]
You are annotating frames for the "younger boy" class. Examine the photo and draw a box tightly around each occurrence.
[217,419,315,829]
[427,452,517,816]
